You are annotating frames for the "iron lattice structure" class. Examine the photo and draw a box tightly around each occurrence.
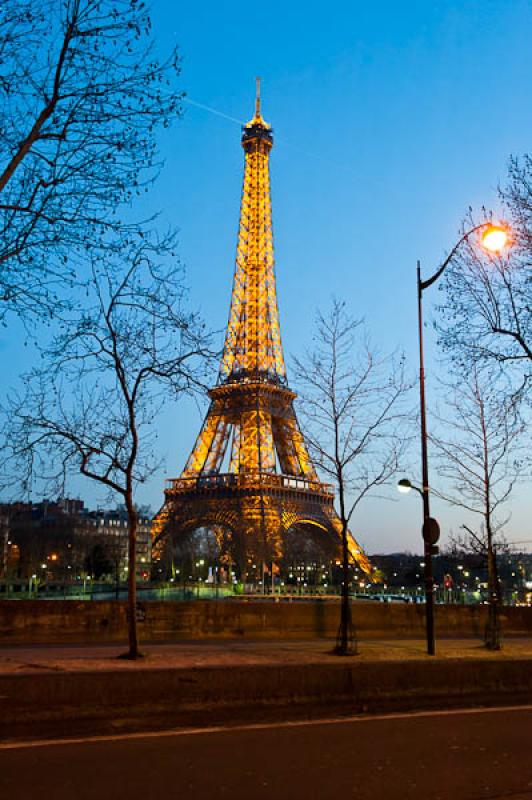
[153,85,372,577]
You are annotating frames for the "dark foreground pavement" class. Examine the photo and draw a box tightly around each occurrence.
[2,638,532,743]
[1,706,532,800]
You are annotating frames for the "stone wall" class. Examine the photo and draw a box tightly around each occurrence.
[0,599,531,643]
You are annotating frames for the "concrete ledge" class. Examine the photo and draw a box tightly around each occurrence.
[2,656,532,742]
[1,600,531,643]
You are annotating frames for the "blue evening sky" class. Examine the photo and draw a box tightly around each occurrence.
[2,0,531,553]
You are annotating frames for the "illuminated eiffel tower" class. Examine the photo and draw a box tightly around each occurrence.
[153,82,371,578]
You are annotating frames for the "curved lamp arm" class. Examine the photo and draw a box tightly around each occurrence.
[419,222,492,292]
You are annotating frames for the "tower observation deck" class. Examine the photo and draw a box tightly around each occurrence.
[153,83,372,579]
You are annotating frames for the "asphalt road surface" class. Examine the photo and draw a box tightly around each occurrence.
[1,706,531,800]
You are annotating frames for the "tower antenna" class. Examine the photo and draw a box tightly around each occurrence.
[255,76,261,118]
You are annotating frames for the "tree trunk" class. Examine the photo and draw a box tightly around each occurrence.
[125,493,140,659]
[335,519,356,656]
[485,538,501,651]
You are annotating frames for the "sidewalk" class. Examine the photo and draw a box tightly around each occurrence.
[1,636,532,674]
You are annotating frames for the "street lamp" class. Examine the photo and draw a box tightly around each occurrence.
[480,224,509,253]
[414,221,510,656]
[397,475,440,649]
[397,478,416,494]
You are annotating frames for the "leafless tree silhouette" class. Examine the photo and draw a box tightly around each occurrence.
[1,238,213,657]
[431,368,526,649]
[437,157,532,393]
[0,0,182,323]
[293,299,412,654]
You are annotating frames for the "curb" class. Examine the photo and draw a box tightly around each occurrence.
[2,657,532,742]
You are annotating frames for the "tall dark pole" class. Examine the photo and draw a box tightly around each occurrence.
[412,223,507,655]
[417,260,436,656]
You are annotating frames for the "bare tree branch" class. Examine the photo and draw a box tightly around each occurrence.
[0,0,183,323]
[0,238,215,655]
[431,367,526,648]
[436,157,532,394]
[293,299,414,540]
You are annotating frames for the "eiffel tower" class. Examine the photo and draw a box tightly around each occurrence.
[153,82,371,579]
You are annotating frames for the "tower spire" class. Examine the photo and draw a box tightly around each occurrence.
[255,75,261,120]
[220,78,282,384]
[246,76,270,129]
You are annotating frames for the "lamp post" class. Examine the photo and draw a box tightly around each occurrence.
[408,222,509,656]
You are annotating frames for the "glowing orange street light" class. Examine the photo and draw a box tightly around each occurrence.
[481,224,509,253]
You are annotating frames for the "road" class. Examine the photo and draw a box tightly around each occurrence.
[1,706,531,800]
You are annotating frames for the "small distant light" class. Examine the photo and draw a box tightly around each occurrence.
[397,478,412,494]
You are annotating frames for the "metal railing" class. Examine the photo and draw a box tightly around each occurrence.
[165,472,334,496]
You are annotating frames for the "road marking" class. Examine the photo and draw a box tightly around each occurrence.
[2,704,532,751]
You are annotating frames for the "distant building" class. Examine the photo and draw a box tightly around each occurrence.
[86,507,152,582]
[0,499,152,584]
[58,498,86,516]
[0,507,9,578]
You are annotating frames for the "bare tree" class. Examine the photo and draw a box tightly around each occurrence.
[1,238,212,657]
[0,0,181,322]
[431,368,526,649]
[437,157,532,392]
[293,300,412,655]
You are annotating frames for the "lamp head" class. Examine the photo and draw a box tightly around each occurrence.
[481,224,509,254]
[397,478,413,494]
